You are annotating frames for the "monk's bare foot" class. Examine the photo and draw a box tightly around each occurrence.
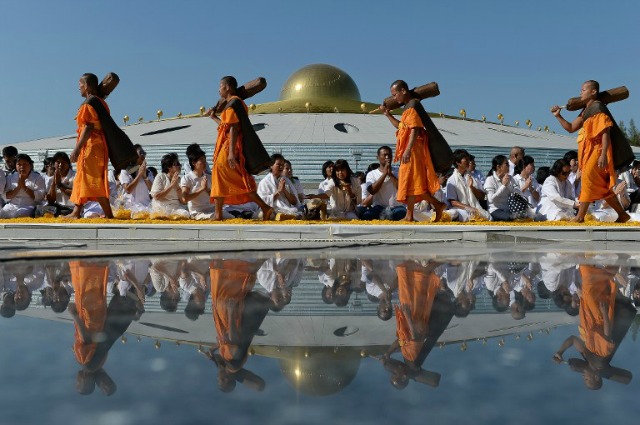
[571,216,585,223]
[212,214,224,221]
[64,213,80,219]
[616,212,631,223]
[433,202,446,223]
[401,216,415,222]
[262,207,274,221]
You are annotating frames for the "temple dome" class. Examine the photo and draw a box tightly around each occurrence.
[279,64,361,102]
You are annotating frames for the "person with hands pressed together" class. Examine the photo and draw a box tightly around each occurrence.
[181,145,216,220]
[551,80,629,223]
[1,154,45,218]
[45,152,75,216]
[149,153,189,218]
[380,80,444,222]
[257,154,300,218]
[207,76,273,221]
[357,146,406,220]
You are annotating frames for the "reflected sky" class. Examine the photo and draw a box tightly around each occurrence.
[1,248,639,425]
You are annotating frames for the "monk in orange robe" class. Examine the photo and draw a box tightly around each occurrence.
[207,76,273,221]
[551,80,629,223]
[206,258,269,392]
[380,80,445,221]
[553,264,635,389]
[67,73,113,219]
[383,260,446,389]
[67,260,116,395]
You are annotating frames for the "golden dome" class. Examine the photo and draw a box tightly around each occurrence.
[279,64,361,102]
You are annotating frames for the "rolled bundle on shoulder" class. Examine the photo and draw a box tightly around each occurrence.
[98,72,120,99]
[214,77,267,112]
[382,81,440,110]
[566,86,629,111]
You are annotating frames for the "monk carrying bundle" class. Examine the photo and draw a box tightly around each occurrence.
[551,80,632,223]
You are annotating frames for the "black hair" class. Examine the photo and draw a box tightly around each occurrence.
[377,146,392,157]
[332,159,354,187]
[160,290,180,312]
[15,153,34,170]
[321,160,334,178]
[563,150,578,162]
[487,155,508,177]
[42,157,53,173]
[391,80,409,91]
[147,167,158,178]
[186,143,206,170]
[585,80,600,95]
[80,73,100,94]
[354,171,365,184]
[536,166,551,185]
[550,158,569,178]
[221,76,238,91]
[160,153,180,174]
[452,149,471,168]
[270,153,285,167]
[514,155,535,175]
[366,163,380,174]
[52,151,71,166]
[2,146,17,157]
[184,294,205,321]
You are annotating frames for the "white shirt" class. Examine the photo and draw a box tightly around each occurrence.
[119,170,151,207]
[513,173,541,208]
[4,171,46,207]
[257,173,299,212]
[45,169,75,206]
[180,171,212,213]
[366,166,401,207]
[150,173,185,210]
[323,176,362,214]
[539,176,576,220]
[484,172,522,213]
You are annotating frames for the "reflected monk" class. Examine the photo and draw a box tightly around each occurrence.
[383,260,453,389]
[67,73,113,219]
[551,80,629,223]
[69,260,143,396]
[207,76,273,221]
[381,80,445,222]
[205,258,270,392]
[553,262,637,389]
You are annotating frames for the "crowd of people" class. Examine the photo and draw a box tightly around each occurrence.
[0,78,635,223]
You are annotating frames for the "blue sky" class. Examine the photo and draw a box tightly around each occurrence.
[1,0,638,145]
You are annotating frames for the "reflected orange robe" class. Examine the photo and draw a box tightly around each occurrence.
[577,113,615,202]
[210,97,255,205]
[394,107,440,204]
[395,262,441,362]
[70,100,110,204]
[70,260,109,365]
[578,265,616,358]
[210,259,257,364]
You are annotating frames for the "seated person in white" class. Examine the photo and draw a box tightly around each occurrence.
[318,160,335,211]
[446,149,491,221]
[538,159,578,221]
[356,146,406,221]
[224,201,260,219]
[149,153,189,218]
[119,148,151,212]
[307,159,362,220]
[44,152,76,215]
[0,158,6,207]
[484,154,529,221]
[414,171,459,222]
[180,146,215,220]
[284,160,305,207]
[257,154,301,217]
[1,154,45,218]
[513,155,542,218]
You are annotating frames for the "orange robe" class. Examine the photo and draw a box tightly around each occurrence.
[210,259,257,365]
[70,100,110,205]
[70,260,109,365]
[577,113,615,202]
[210,97,256,205]
[395,261,441,362]
[578,265,616,358]
[395,107,440,204]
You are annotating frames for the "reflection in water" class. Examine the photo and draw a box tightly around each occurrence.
[553,263,638,389]
[2,250,640,401]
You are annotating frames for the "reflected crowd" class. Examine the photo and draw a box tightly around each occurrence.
[1,251,639,395]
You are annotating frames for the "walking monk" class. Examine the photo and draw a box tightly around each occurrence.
[380,80,445,221]
[67,73,114,219]
[551,80,629,223]
[207,76,273,221]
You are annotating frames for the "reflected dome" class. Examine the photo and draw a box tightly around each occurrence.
[279,64,361,102]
